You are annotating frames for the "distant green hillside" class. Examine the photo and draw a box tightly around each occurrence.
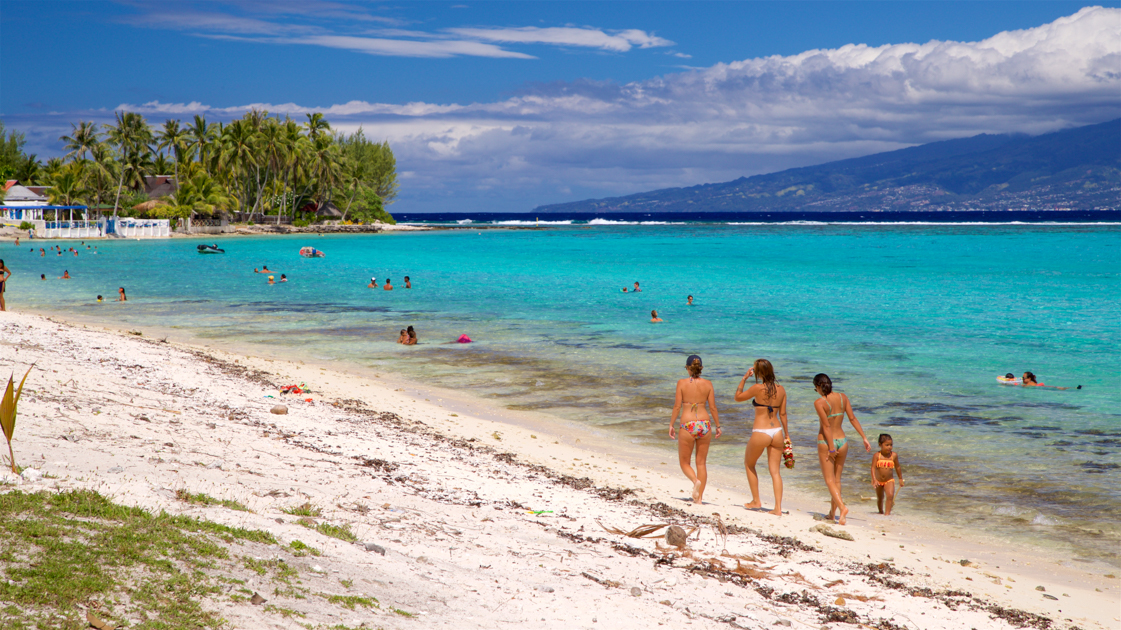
[534,118,1120,213]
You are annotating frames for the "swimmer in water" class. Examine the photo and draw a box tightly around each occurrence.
[118,287,127,302]
[633,281,641,292]
[260,265,271,273]
[404,276,411,289]
[40,249,45,257]
[651,309,663,323]
[405,325,417,345]
[1022,371,1076,390]
[40,274,45,280]
[687,295,694,306]
[60,270,70,279]
[97,295,103,302]
[280,274,287,282]
[368,277,378,289]
[396,329,408,344]
[669,355,721,504]
[621,287,628,293]
[383,279,393,291]
[268,275,275,284]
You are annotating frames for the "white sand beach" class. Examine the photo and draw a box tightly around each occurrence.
[0,310,1115,629]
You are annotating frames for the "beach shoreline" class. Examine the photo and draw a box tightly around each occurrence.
[0,309,1114,629]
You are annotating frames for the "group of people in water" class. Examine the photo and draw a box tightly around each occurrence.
[368,275,411,290]
[670,356,905,523]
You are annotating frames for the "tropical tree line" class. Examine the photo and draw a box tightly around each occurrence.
[0,112,397,224]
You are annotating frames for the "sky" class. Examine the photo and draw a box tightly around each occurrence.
[2,1,1119,213]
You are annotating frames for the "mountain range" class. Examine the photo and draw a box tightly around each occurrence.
[534,118,1120,214]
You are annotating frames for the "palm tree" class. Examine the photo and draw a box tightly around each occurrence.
[305,112,330,141]
[185,115,216,169]
[14,154,42,184]
[47,164,86,211]
[156,119,189,203]
[60,121,101,162]
[85,143,118,211]
[106,111,153,216]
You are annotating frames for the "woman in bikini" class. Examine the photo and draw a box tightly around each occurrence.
[0,259,10,312]
[669,355,721,504]
[813,373,871,525]
[734,359,788,515]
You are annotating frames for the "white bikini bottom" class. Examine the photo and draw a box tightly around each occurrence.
[753,427,783,438]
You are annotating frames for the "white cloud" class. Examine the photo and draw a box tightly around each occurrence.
[291,35,536,59]
[445,26,673,51]
[15,7,1121,213]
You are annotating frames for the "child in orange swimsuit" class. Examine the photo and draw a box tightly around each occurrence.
[871,433,904,515]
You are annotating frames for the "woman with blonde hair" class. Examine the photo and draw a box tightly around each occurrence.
[734,359,788,515]
[669,355,721,504]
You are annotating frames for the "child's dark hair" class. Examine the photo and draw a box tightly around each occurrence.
[813,373,832,395]
[878,433,893,445]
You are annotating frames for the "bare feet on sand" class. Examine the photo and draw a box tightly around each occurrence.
[838,505,849,525]
[768,508,783,516]
[743,501,762,509]
[692,480,703,504]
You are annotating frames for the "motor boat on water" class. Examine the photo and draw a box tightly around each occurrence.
[197,244,225,254]
[299,246,325,258]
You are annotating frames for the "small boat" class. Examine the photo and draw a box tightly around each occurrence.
[299,246,325,258]
[197,244,225,254]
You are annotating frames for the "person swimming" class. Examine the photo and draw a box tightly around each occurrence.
[687,295,694,306]
[368,277,378,288]
[280,274,287,282]
[404,276,411,289]
[118,287,127,302]
[670,355,721,505]
[404,325,417,345]
[267,275,275,285]
[60,270,70,279]
[396,329,408,344]
[651,309,663,323]
[383,279,393,291]
[1022,371,1078,390]
[621,287,628,293]
[97,295,102,302]
[633,281,641,292]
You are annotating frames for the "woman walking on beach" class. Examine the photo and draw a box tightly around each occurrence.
[0,259,10,311]
[734,359,788,515]
[813,373,871,525]
[669,355,721,504]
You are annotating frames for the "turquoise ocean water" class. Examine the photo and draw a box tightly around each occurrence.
[6,223,1120,564]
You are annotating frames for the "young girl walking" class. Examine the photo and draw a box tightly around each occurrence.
[871,434,904,515]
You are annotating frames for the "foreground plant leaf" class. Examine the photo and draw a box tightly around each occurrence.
[0,365,34,473]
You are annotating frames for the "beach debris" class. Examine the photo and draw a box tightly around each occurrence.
[127,330,142,336]
[630,587,642,597]
[597,521,669,539]
[250,592,267,605]
[20,468,41,482]
[1035,585,1045,591]
[0,364,34,473]
[270,405,288,415]
[86,610,116,629]
[1042,593,1058,600]
[106,467,124,474]
[773,620,792,627]
[834,596,845,606]
[959,559,972,566]
[810,524,854,541]
[580,572,621,588]
[535,585,555,593]
[666,525,689,548]
[363,542,386,555]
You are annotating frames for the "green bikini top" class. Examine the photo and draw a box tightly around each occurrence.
[824,393,846,418]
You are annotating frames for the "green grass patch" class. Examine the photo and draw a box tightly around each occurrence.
[299,521,358,543]
[175,489,250,512]
[282,502,322,517]
[288,539,322,557]
[263,604,306,619]
[391,607,415,617]
[0,489,276,629]
[321,593,378,610]
[339,578,353,589]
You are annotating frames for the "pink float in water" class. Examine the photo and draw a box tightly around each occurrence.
[457,334,472,343]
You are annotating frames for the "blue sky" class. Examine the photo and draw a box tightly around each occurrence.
[3,1,1119,212]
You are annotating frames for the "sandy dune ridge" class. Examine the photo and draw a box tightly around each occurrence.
[0,311,1114,629]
